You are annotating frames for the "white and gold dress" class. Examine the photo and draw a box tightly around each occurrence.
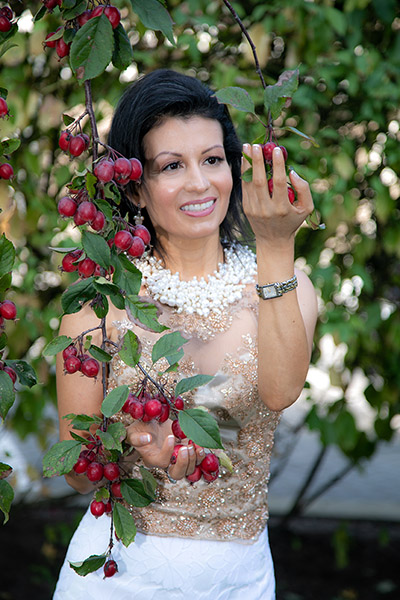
[54,245,281,600]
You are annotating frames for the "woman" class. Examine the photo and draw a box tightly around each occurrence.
[54,69,318,599]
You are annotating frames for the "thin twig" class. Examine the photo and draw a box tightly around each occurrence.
[221,0,266,90]
[84,80,99,163]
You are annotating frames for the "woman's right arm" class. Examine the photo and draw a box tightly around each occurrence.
[56,304,105,494]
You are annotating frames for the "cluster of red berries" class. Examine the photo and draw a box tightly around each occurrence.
[61,249,109,278]
[121,390,184,423]
[170,418,220,483]
[261,141,295,204]
[62,344,100,378]
[94,156,143,186]
[76,5,121,30]
[0,97,13,180]
[110,224,150,259]
[0,6,14,32]
[58,193,105,230]
[43,4,121,59]
[59,130,90,158]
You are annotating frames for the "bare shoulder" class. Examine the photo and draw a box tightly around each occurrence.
[59,301,126,343]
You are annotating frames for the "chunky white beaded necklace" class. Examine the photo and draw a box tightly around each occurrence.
[139,244,257,317]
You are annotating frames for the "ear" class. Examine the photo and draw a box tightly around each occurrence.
[135,184,147,209]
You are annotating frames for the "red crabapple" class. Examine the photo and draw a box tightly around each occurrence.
[61,250,83,273]
[59,131,71,151]
[91,211,106,231]
[0,98,9,118]
[86,461,104,483]
[132,224,151,246]
[73,457,89,474]
[78,258,96,278]
[80,358,100,378]
[158,403,170,423]
[69,135,86,157]
[127,236,145,258]
[144,398,162,420]
[55,38,71,59]
[103,559,118,578]
[129,158,143,181]
[171,419,186,440]
[90,500,106,517]
[186,466,202,483]
[76,201,97,224]
[262,142,276,162]
[3,366,17,384]
[113,157,132,182]
[0,7,13,20]
[103,463,120,481]
[200,453,219,475]
[0,16,12,32]
[64,356,81,374]
[62,344,78,360]
[94,159,114,183]
[128,400,144,420]
[114,230,133,251]
[104,6,121,29]
[0,300,17,320]
[0,163,14,179]
[77,10,92,26]
[111,482,122,498]
[170,444,184,465]
[58,196,77,217]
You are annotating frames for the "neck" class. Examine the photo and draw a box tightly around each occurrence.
[152,235,224,281]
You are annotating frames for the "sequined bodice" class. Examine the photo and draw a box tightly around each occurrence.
[108,260,281,542]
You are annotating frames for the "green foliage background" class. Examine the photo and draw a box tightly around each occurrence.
[1,0,399,509]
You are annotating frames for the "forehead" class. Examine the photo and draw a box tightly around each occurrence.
[143,116,224,156]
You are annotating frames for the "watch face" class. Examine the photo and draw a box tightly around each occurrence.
[261,285,279,299]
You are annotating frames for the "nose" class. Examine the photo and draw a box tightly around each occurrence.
[185,163,210,193]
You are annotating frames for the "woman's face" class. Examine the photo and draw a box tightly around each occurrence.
[137,116,233,246]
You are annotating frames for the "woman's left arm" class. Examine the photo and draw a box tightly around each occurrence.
[242,143,318,411]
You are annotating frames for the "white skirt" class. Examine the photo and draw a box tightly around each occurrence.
[54,507,276,600]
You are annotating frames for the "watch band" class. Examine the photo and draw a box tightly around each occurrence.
[256,274,298,300]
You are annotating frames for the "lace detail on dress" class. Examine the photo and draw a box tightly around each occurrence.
[108,300,281,542]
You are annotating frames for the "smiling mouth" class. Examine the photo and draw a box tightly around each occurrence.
[180,199,215,212]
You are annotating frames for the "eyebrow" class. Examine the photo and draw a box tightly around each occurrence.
[153,144,224,160]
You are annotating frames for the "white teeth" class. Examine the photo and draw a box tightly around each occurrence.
[181,200,214,212]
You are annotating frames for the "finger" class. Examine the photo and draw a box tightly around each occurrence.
[241,143,252,172]
[169,444,196,479]
[126,431,152,448]
[194,443,205,465]
[288,169,314,213]
[271,146,287,193]
[250,144,267,189]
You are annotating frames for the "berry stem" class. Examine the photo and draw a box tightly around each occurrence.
[221,0,266,90]
[84,80,99,163]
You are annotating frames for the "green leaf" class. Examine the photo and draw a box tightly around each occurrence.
[0,332,7,351]
[0,41,18,61]
[97,422,126,452]
[139,466,157,500]
[66,413,102,432]
[69,554,107,576]
[121,478,154,507]
[0,138,20,155]
[63,1,90,22]
[0,370,15,420]
[70,431,90,445]
[101,385,130,418]
[5,360,37,388]
[70,15,114,81]
[283,126,319,147]
[0,462,12,478]
[81,231,111,270]
[264,69,299,120]
[92,294,109,319]
[126,297,168,333]
[89,345,112,363]
[33,5,47,21]
[0,234,15,278]
[178,408,223,449]
[112,23,134,70]
[43,335,73,357]
[61,277,97,314]
[113,503,137,547]
[241,167,253,182]
[94,278,125,310]
[130,0,175,45]
[95,486,109,502]
[63,113,75,126]
[214,87,255,114]
[151,331,187,365]
[175,374,214,396]
[0,272,11,293]
[0,479,14,524]
[42,440,81,478]
[86,172,97,199]
[119,330,141,368]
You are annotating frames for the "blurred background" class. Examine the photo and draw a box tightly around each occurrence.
[0,1,399,599]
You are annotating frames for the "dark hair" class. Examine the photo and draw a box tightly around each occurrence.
[108,69,250,247]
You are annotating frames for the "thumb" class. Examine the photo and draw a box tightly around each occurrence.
[127,431,152,448]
